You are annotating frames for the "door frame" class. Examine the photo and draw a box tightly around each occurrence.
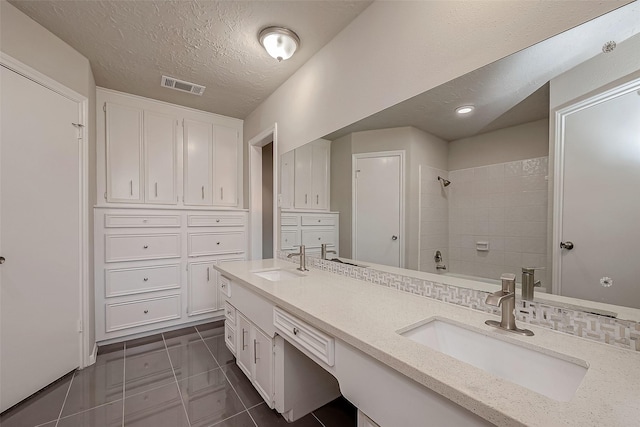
[248,124,279,260]
[352,150,405,267]
[0,53,91,367]
[552,75,640,295]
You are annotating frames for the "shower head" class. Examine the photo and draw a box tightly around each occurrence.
[438,176,451,187]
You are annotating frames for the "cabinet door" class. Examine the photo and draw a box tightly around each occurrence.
[187,261,216,316]
[215,257,244,310]
[236,313,252,379]
[144,110,177,204]
[279,150,295,209]
[184,119,213,205]
[293,144,312,209]
[106,103,143,202]
[311,143,329,210]
[213,125,239,206]
[252,327,274,407]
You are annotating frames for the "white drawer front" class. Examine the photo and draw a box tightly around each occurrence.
[106,295,181,332]
[301,229,335,248]
[105,214,181,228]
[301,216,335,226]
[280,230,299,250]
[188,232,244,256]
[224,322,236,356]
[106,234,180,262]
[105,264,180,297]
[281,215,298,226]
[224,301,236,325]
[273,307,334,367]
[187,214,245,227]
[219,276,231,298]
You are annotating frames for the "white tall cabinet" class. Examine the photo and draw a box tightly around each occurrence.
[96,88,246,343]
[293,139,330,210]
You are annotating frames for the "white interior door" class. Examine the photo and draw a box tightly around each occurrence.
[558,83,640,308]
[1,66,81,411]
[353,153,403,267]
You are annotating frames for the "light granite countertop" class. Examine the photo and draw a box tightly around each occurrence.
[215,259,640,427]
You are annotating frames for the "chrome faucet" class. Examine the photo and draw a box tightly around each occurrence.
[485,273,533,336]
[321,243,336,260]
[287,245,308,271]
[521,267,543,300]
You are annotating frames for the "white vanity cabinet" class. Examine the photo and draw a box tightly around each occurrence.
[293,139,330,210]
[236,312,274,406]
[95,208,248,342]
[105,102,144,203]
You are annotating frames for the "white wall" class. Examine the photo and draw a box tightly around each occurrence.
[329,134,353,258]
[244,0,623,158]
[1,1,97,353]
[448,119,550,171]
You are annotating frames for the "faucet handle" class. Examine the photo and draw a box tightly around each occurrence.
[500,273,516,292]
[522,267,545,273]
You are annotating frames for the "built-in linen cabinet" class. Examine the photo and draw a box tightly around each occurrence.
[106,102,144,203]
[280,150,295,209]
[144,110,178,204]
[293,139,330,210]
[213,125,240,206]
[187,260,217,316]
[183,119,213,206]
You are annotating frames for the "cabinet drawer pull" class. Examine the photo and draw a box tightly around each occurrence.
[143,310,149,314]
[207,267,210,282]
[318,237,321,240]
[228,334,232,340]
[318,219,321,223]
[221,283,226,288]
[216,219,220,223]
[293,327,299,335]
[143,277,149,282]
[227,310,232,316]
[254,339,258,363]
[216,242,221,245]
[143,245,148,249]
[242,328,247,350]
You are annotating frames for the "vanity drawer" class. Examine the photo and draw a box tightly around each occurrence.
[106,294,181,332]
[188,231,245,256]
[280,230,299,250]
[105,264,180,297]
[301,216,335,226]
[224,301,236,325]
[281,215,298,226]
[105,214,181,228]
[224,322,236,356]
[105,234,180,262]
[301,229,335,248]
[219,276,231,298]
[187,214,245,227]
[273,307,334,367]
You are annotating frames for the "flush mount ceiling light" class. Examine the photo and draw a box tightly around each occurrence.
[259,26,300,62]
[455,105,475,115]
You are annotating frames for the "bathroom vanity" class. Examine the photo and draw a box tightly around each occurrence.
[215,259,640,427]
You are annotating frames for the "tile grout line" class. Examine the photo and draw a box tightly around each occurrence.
[312,412,327,427]
[122,342,126,427]
[195,326,259,427]
[162,334,192,427]
[53,371,75,427]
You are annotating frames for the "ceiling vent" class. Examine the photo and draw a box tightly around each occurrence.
[161,75,205,96]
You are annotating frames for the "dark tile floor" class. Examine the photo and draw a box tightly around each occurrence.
[0,321,356,427]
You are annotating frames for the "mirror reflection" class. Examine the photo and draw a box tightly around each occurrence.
[279,4,640,318]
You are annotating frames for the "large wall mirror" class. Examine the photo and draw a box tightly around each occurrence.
[278,3,640,320]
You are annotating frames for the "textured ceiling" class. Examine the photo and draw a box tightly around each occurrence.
[325,2,640,142]
[9,0,372,119]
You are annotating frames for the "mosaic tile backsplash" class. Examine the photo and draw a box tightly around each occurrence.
[278,251,640,352]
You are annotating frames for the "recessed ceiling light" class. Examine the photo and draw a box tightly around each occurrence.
[456,105,475,115]
[259,27,300,62]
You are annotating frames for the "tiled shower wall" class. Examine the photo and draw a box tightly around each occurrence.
[419,157,549,286]
[419,166,449,273]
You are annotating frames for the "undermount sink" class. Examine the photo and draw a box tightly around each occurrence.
[252,268,306,282]
[398,318,588,402]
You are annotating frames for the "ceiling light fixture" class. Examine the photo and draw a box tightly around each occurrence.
[455,105,475,115]
[259,26,300,62]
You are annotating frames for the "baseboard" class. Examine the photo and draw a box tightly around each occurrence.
[88,343,98,366]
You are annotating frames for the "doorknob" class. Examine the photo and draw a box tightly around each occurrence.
[560,241,574,250]
[391,235,398,241]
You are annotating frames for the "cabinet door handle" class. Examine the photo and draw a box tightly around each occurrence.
[130,180,133,196]
[144,310,148,314]
[201,186,205,200]
[143,277,149,282]
[242,328,247,350]
[220,187,223,200]
[254,339,258,364]
[155,182,158,198]
[216,242,221,245]
[305,194,308,204]
[293,327,299,335]
[316,194,319,204]
[207,267,210,281]
[143,245,148,249]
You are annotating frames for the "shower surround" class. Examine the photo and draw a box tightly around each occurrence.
[419,157,549,286]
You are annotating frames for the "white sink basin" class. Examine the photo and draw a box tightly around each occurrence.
[399,318,588,402]
[252,268,306,282]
